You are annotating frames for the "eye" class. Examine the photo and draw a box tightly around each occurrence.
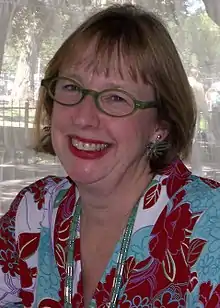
[110,95,126,102]
[63,83,80,92]
[102,92,129,104]
[56,78,81,93]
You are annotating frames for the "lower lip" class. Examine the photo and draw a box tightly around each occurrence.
[68,140,110,160]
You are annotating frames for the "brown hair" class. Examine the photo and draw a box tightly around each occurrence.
[34,3,196,173]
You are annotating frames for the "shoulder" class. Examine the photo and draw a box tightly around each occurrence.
[185,177,220,306]
[13,175,71,211]
[0,175,73,236]
[159,162,220,236]
[188,173,220,191]
[158,160,220,214]
[186,174,220,230]
[22,175,71,202]
[183,174,220,212]
[181,175,220,268]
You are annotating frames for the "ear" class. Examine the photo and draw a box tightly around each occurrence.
[153,120,170,142]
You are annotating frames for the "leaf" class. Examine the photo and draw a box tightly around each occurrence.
[188,271,198,292]
[207,285,220,308]
[55,243,66,269]
[199,281,213,305]
[18,232,40,260]
[122,256,137,281]
[55,217,72,269]
[181,242,189,265]
[57,217,72,242]
[185,212,202,236]
[162,250,176,282]
[144,181,161,209]
[187,238,207,267]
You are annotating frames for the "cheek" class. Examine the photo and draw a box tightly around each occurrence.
[51,108,67,151]
[51,105,60,127]
[51,105,68,131]
[110,119,147,153]
[133,113,156,137]
[51,125,60,154]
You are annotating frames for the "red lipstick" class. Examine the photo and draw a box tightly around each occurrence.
[68,136,110,160]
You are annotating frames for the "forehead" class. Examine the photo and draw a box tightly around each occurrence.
[59,35,150,85]
[60,63,140,87]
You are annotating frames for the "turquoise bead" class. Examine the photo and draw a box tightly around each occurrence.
[64,199,138,308]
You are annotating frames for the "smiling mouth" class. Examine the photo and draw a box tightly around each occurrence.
[71,138,109,152]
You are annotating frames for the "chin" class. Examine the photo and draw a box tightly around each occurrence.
[67,172,103,186]
[59,147,116,186]
[63,162,101,184]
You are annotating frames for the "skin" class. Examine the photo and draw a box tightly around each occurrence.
[51,64,168,213]
[51,53,168,305]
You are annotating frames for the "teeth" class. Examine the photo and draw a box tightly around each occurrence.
[72,139,108,151]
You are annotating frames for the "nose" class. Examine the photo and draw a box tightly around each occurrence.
[70,94,101,128]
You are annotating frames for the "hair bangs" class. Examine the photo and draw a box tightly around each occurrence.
[60,22,151,85]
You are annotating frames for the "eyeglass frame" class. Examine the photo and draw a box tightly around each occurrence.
[41,76,158,117]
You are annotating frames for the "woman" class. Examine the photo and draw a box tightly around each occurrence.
[0,4,220,308]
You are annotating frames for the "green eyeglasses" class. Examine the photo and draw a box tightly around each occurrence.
[41,76,157,117]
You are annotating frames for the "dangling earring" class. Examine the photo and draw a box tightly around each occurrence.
[146,135,170,160]
[41,126,51,144]
[43,126,51,133]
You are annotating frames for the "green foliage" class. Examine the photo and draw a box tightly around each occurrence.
[168,7,220,77]
[2,0,220,80]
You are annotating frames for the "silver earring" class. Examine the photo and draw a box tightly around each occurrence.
[43,126,51,133]
[146,135,169,160]
[41,126,51,144]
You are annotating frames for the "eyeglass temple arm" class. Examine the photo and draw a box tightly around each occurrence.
[135,100,158,109]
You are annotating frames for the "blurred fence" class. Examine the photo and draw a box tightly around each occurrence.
[0,101,65,215]
[0,100,219,215]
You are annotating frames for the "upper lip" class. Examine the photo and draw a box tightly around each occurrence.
[69,135,110,144]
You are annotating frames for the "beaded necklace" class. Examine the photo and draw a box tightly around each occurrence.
[64,199,138,308]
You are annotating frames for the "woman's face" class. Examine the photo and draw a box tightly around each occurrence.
[51,60,166,187]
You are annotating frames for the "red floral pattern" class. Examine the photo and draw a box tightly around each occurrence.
[53,184,76,304]
[149,202,193,261]
[162,159,191,198]
[18,232,40,259]
[27,176,62,210]
[188,271,199,292]
[19,259,37,288]
[19,289,34,307]
[154,291,185,307]
[28,179,47,210]
[200,177,220,189]
[0,249,19,277]
[143,180,162,209]
[199,282,220,307]
[0,161,220,307]
[72,275,84,307]
[38,298,62,307]
[94,268,116,307]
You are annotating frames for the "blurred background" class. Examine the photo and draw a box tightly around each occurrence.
[0,0,220,215]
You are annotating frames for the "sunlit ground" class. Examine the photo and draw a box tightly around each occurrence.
[0,150,66,216]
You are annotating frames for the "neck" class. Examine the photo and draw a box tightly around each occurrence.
[77,164,153,228]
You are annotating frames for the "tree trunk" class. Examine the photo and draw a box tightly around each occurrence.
[0,1,18,73]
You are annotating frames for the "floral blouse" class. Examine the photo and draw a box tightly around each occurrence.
[0,159,220,308]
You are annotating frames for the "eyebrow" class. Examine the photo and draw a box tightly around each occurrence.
[60,73,127,89]
[58,72,148,100]
[59,73,83,84]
